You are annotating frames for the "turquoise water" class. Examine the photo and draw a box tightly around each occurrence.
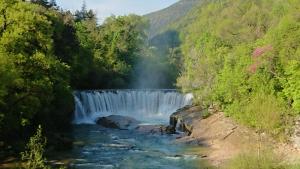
[66,125,205,169]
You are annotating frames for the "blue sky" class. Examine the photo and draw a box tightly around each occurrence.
[56,0,179,22]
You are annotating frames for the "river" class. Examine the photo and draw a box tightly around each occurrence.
[59,90,208,169]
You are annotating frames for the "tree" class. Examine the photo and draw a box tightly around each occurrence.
[73,14,148,89]
[75,1,96,22]
[0,0,149,151]
[0,0,73,145]
[48,0,56,7]
[176,0,300,137]
[30,0,49,8]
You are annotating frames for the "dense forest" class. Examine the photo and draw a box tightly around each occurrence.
[1,0,300,168]
[0,0,155,154]
[0,0,182,155]
[175,0,300,139]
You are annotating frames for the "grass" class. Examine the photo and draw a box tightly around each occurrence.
[224,150,300,169]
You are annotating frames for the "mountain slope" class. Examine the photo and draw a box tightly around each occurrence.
[136,0,203,89]
[145,0,200,38]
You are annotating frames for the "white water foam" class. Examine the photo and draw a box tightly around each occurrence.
[73,89,193,124]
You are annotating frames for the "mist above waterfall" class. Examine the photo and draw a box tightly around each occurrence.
[74,89,193,124]
[130,55,174,89]
[130,30,182,89]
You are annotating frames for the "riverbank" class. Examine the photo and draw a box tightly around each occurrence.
[172,106,300,167]
[2,105,300,169]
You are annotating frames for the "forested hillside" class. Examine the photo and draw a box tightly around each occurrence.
[177,0,300,139]
[0,0,147,152]
[145,0,199,38]
[1,0,300,168]
[140,0,203,89]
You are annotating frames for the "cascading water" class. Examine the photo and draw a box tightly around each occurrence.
[73,89,193,124]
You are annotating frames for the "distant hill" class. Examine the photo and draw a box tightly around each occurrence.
[135,0,203,88]
[145,0,200,38]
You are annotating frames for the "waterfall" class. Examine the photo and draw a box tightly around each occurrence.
[73,89,193,124]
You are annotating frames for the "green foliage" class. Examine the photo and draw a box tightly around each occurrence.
[0,0,150,151]
[0,0,73,142]
[283,61,300,112]
[177,0,300,137]
[30,0,57,8]
[0,52,16,129]
[20,125,67,169]
[74,1,96,22]
[145,0,199,38]
[73,14,148,89]
[226,93,290,139]
[21,125,50,169]
[130,29,182,88]
[144,0,204,89]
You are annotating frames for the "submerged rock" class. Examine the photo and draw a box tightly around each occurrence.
[96,115,140,130]
[165,125,176,134]
[135,125,163,134]
[135,125,176,135]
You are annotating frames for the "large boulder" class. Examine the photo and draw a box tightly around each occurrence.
[170,106,203,135]
[96,115,140,130]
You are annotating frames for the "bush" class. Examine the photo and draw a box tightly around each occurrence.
[226,92,292,140]
[21,125,50,169]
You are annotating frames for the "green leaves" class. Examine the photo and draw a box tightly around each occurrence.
[177,0,300,137]
[73,14,147,89]
[0,1,53,54]
[0,0,149,151]
[0,0,72,144]
[21,125,51,169]
[283,60,300,113]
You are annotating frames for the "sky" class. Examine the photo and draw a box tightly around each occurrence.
[56,0,179,23]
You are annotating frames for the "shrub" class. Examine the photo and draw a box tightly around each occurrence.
[21,125,50,169]
[226,92,291,140]
[283,60,300,113]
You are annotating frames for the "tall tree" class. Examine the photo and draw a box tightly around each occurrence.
[48,0,56,7]
[75,1,96,21]
[30,0,49,8]
[0,0,73,144]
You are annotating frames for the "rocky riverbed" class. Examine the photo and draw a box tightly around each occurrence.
[169,106,300,167]
[91,106,300,167]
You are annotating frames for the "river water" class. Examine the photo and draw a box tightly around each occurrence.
[62,90,207,169]
[67,125,207,169]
